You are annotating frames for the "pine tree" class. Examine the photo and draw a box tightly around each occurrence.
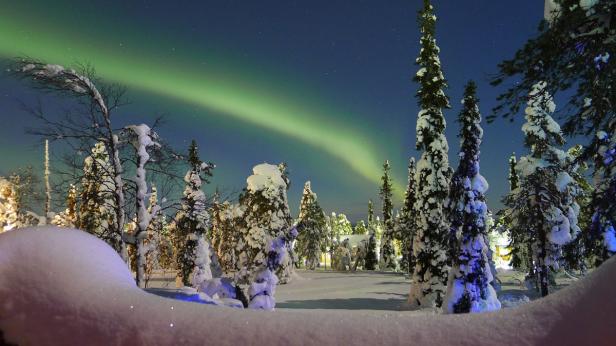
[444,81,500,313]
[174,140,213,287]
[78,142,118,249]
[408,0,452,309]
[504,82,581,297]
[296,181,326,269]
[234,163,294,289]
[398,158,418,274]
[379,160,397,271]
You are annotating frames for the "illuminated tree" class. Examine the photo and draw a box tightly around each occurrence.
[295,181,326,269]
[444,81,500,313]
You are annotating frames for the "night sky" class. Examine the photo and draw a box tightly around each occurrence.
[0,0,544,221]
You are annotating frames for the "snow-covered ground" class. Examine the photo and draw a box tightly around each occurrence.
[1,227,614,345]
[147,268,577,312]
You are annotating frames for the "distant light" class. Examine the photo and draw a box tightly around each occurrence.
[170,323,174,327]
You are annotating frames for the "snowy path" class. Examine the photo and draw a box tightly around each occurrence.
[276,270,410,310]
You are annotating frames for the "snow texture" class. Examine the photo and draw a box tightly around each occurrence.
[1,227,615,345]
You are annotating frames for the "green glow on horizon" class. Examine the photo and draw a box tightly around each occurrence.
[0,14,405,197]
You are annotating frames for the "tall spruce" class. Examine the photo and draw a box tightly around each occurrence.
[504,82,580,297]
[408,0,452,309]
[368,200,374,225]
[379,160,397,271]
[398,158,418,273]
[444,81,500,313]
[174,140,213,287]
[296,181,326,270]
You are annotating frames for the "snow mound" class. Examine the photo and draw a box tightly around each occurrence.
[1,227,616,345]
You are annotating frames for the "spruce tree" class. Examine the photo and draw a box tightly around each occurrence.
[174,140,213,287]
[296,181,326,270]
[444,81,500,313]
[234,163,294,289]
[504,82,581,297]
[398,158,418,274]
[368,200,374,225]
[379,160,397,271]
[408,0,452,309]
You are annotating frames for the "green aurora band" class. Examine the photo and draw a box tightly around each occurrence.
[0,14,405,196]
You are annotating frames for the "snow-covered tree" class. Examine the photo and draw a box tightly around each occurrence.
[174,140,213,287]
[380,160,397,271]
[44,139,52,223]
[589,123,616,262]
[505,153,531,272]
[78,142,118,248]
[408,0,452,309]
[247,226,298,310]
[124,124,161,288]
[444,81,501,313]
[234,163,294,289]
[0,178,19,232]
[353,220,368,235]
[295,181,326,269]
[141,185,164,287]
[368,199,374,225]
[329,212,353,238]
[211,201,244,276]
[491,1,616,266]
[51,184,78,228]
[364,231,378,270]
[397,158,418,274]
[504,82,581,297]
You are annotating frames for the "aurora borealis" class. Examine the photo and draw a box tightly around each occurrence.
[0,0,542,220]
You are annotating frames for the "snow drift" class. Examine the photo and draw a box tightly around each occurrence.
[1,227,615,345]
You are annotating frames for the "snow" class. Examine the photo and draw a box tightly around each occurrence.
[246,163,286,198]
[603,225,616,252]
[556,171,573,192]
[1,227,616,345]
[499,295,530,309]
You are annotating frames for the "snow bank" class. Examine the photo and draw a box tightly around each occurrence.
[1,227,615,345]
